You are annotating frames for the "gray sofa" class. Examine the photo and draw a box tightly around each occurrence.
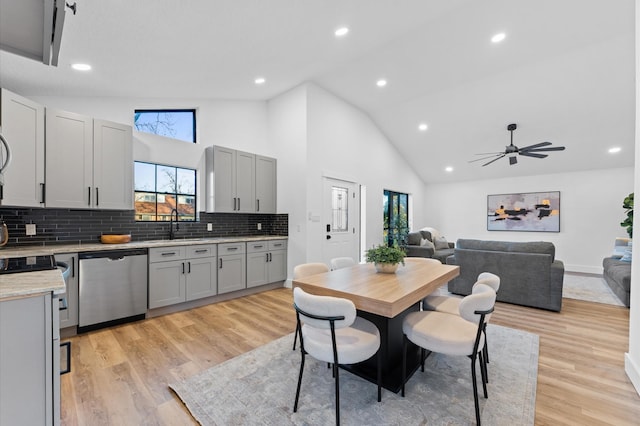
[404,229,455,263]
[602,257,631,307]
[446,239,564,311]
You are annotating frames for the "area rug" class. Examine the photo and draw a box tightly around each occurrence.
[562,272,625,306]
[170,325,538,425]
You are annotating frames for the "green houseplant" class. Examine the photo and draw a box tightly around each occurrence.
[621,192,634,239]
[365,244,406,273]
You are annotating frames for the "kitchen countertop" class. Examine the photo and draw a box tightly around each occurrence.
[0,269,66,300]
[0,235,288,258]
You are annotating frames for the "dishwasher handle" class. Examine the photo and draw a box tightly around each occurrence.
[79,248,148,260]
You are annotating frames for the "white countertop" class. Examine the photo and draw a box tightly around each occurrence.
[0,235,286,300]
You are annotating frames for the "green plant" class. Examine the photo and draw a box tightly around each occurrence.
[621,192,634,238]
[365,244,406,265]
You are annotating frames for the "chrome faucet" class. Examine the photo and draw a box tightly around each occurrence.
[169,208,179,240]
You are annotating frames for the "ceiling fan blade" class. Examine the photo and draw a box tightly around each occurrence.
[522,146,566,152]
[509,156,517,165]
[482,154,506,167]
[474,152,505,156]
[519,152,548,159]
[519,141,552,151]
[469,154,504,163]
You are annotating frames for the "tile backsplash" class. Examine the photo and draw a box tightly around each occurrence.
[0,207,288,247]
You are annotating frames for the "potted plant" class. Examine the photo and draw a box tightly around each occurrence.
[621,192,634,239]
[365,244,406,273]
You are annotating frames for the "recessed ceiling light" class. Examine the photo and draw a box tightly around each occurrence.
[335,27,349,37]
[254,77,266,85]
[491,33,506,43]
[445,166,454,172]
[609,147,622,154]
[418,123,428,132]
[71,63,91,71]
[376,79,387,87]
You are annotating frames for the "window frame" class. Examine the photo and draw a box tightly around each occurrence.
[133,109,197,143]
[383,189,409,247]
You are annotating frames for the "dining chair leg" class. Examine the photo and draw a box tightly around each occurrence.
[483,323,490,363]
[421,347,426,372]
[293,352,306,412]
[334,362,340,426]
[293,322,300,350]
[402,334,407,397]
[479,351,488,397]
[470,355,482,426]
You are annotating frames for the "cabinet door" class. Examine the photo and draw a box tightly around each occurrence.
[93,119,133,210]
[56,252,79,328]
[0,89,45,207]
[212,146,235,212]
[148,260,186,308]
[255,155,276,213]
[45,108,93,208]
[217,254,246,294]
[247,251,269,288]
[186,257,216,301]
[235,150,255,213]
[268,249,287,282]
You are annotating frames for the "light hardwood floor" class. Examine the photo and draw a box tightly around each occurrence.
[60,288,640,425]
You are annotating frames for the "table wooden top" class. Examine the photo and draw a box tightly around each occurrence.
[292,257,460,318]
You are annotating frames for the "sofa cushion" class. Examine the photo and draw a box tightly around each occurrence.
[407,231,423,246]
[421,238,435,250]
[603,257,632,292]
[419,229,433,242]
[434,236,450,250]
[456,239,555,262]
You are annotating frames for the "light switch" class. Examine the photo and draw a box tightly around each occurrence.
[25,223,36,236]
[207,223,213,231]
[257,223,262,230]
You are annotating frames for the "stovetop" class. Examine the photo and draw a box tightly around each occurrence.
[0,255,57,274]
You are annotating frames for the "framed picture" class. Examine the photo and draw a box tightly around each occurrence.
[487,191,560,232]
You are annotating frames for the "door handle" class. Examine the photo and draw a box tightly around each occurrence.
[326,235,331,240]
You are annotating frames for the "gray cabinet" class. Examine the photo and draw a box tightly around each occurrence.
[56,252,78,329]
[0,88,45,207]
[45,109,132,210]
[0,292,59,425]
[255,155,277,213]
[205,146,276,213]
[148,245,217,309]
[217,242,246,294]
[246,240,287,288]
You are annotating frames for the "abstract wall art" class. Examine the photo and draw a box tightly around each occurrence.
[487,191,560,232]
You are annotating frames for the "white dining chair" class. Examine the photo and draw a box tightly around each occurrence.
[330,257,356,270]
[293,287,382,425]
[292,262,330,350]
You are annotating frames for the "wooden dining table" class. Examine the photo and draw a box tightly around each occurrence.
[292,257,460,392]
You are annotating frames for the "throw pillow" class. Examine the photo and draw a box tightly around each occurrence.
[434,236,449,250]
[620,249,633,262]
[420,238,435,250]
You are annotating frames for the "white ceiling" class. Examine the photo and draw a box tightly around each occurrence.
[0,0,635,183]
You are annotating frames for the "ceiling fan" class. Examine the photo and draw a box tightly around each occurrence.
[470,123,566,167]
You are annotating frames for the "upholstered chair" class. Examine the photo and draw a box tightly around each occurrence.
[329,257,356,270]
[292,262,330,350]
[402,284,496,426]
[293,287,382,425]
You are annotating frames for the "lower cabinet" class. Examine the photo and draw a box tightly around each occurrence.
[247,240,287,288]
[148,245,217,309]
[0,292,59,425]
[217,242,247,294]
[56,252,78,329]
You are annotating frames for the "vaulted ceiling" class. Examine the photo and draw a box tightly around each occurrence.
[0,0,635,183]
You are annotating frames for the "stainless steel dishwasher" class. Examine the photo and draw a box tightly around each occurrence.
[78,248,148,333]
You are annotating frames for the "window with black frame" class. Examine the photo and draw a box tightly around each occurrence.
[134,161,196,222]
[383,190,409,246]
[134,109,196,143]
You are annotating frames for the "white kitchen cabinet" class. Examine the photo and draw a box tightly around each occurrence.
[206,146,255,213]
[217,242,246,294]
[148,245,217,309]
[56,252,78,329]
[0,292,60,425]
[0,88,45,207]
[246,240,287,288]
[45,109,132,210]
[255,155,276,213]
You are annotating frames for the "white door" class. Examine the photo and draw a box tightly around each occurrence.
[322,177,360,265]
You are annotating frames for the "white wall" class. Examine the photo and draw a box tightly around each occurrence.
[424,167,634,273]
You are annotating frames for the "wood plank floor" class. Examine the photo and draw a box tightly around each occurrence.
[59,288,640,425]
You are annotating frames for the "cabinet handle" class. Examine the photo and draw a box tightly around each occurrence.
[96,187,99,206]
[161,251,177,257]
[266,253,269,262]
[233,197,237,211]
[254,245,263,249]
[238,198,241,210]
[71,256,76,278]
[227,247,238,251]
[188,261,191,273]
[273,243,282,247]
[194,249,208,254]
[219,258,223,269]
[257,199,260,212]
[269,253,272,262]
[40,183,46,203]
[87,187,91,206]
[182,262,185,274]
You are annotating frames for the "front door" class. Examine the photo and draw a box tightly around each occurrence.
[322,177,360,265]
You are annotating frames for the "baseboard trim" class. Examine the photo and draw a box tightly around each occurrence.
[625,353,640,397]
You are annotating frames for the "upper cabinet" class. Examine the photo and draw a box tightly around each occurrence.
[46,109,133,210]
[0,88,45,207]
[206,146,276,214]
